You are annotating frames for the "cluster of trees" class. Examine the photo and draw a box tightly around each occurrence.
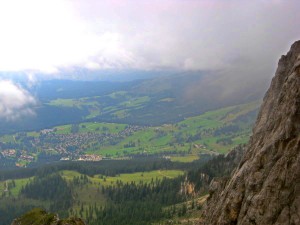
[103,178,185,205]
[0,154,16,169]
[21,173,73,214]
[123,141,136,148]
[0,158,181,181]
[0,153,229,225]
[83,177,187,225]
[216,137,233,146]
[232,109,258,123]
[0,155,212,183]
[213,125,240,136]
[0,198,37,225]
[188,144,245,191]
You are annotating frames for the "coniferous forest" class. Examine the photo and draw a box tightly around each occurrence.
[0,150,242,225]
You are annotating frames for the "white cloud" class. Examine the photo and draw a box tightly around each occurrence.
[0,0,299,78]
[0,1,136,73]
[0,80,36,121]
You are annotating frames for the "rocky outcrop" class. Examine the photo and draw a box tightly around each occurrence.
[11,208,85,225]
[203,41,300,225]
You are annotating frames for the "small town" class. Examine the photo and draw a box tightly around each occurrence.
[0,125,146,166]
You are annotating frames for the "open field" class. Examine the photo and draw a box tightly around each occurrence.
[0,101,260,164]
[46,91,152,120]
[170,155,200,162]
[0,169,184,220]
[89,101,259,156]
[0,177,33,197]
[61,169,184,187]
[53,122,127,135]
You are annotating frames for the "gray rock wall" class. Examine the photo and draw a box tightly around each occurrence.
[203,41,300,225]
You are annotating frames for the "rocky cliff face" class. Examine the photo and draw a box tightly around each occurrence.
[204,41,300,225]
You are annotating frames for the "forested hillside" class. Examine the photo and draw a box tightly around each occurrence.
[0,72,265,134]
[0,149,244,225]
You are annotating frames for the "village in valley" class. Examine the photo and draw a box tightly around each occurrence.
[0,124,146,167]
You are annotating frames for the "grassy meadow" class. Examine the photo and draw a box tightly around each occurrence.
[0,100,259,161]
[0,169,184,219]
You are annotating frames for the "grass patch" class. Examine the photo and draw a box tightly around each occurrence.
[60,169,184,217]
[170,155,200,163]
[61,169,184,187]
[0,177,33,197]
[96,170,184,186]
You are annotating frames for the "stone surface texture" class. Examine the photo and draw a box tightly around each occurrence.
[203,41,300,225]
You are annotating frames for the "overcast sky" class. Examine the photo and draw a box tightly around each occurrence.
[0,0,300,120]
[0,0,299,74]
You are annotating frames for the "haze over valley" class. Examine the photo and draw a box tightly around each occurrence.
[0,1,299,225]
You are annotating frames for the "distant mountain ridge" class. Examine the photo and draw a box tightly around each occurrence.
[203,41,300,224]
[0,71,267,134]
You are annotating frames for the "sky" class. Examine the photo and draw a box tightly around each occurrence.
[0,0,299,73]
[0,0,300,120]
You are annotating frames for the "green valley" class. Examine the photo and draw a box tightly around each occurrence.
[0,100,259,167]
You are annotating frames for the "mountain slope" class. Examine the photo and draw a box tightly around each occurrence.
[203,41,300,224]
[11,208,85,225]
